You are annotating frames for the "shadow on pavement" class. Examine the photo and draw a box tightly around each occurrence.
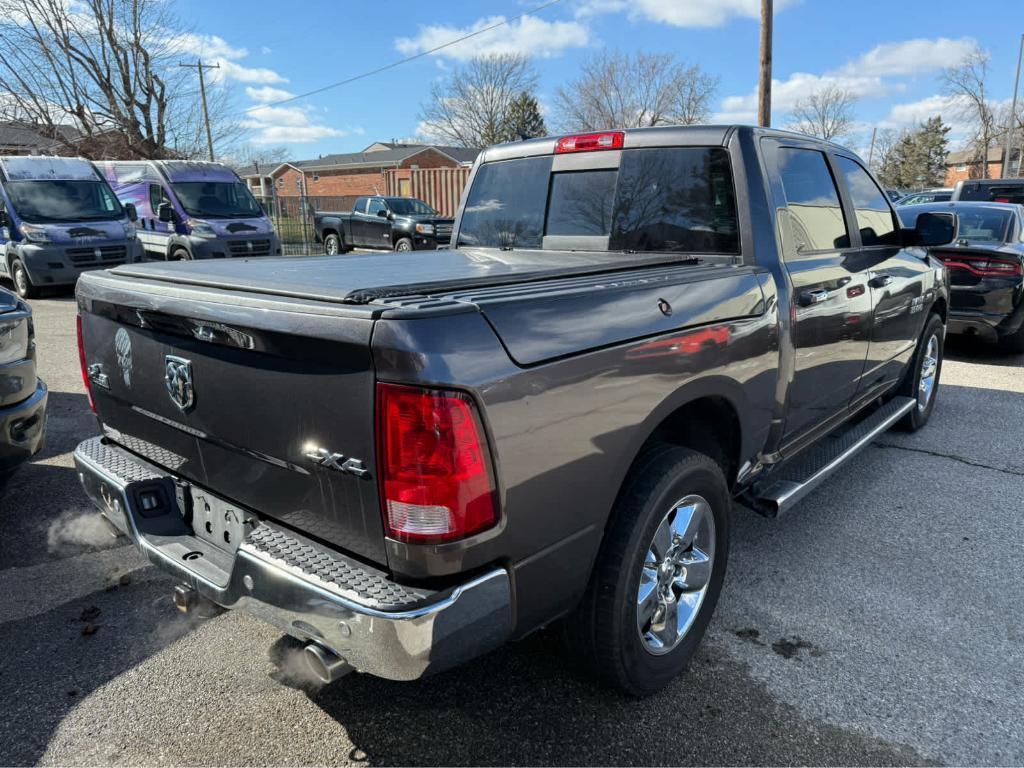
[944,335,1024,366]
[289,629,930,767]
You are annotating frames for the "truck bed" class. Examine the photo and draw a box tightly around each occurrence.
[108,249,720,305]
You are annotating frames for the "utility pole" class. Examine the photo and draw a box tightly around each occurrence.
[758,0,773,127]
[1002,34,1023,179]
[179,59,220,161]
[868,126,878,167]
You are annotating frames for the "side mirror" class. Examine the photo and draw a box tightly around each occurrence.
[913,212,958,247]
[124,203,138,223]
[376,208,388,218]
[158,202,174,223]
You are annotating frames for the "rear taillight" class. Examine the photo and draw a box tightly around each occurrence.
[76,315,95,412]
[555,131,624,154]
[376,383,497,543]
[938,254,1022,277]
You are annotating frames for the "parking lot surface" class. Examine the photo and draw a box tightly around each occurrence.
[1,293,1022,766]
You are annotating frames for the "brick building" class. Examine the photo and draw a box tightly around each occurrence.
[240,142,479,199]
[944,147,1021,186]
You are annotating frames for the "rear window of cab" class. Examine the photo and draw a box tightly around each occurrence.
[456,147,739,255]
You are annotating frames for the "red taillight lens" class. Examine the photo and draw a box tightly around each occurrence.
[938,254,1022,277]
[376,383,497,543]
[555,131,624,154]
[76,315,95,412]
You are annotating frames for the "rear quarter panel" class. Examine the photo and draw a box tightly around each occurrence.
[372,266,778,634]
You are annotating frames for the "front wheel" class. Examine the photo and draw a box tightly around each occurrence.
[565,446,730,695]
[897,313,944,431]
[11,259,38,299]
[394,237,413,252]
[324,234,341,256]
[169,248,191,261]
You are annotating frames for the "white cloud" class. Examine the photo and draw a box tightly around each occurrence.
[394,15,589,60]
[260,46,273,55]
[713,36,973,125]
[837,37,976,78]
[244,86,295,103]
[173,32,287,85]
[715,72,889,120]
[576,0,798,27]
[242,104,360,145]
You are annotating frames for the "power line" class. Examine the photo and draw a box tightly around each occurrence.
[243,0,567,115]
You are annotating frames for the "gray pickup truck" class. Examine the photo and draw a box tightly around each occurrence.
[73,126,954,694]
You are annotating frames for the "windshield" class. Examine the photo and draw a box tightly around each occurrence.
[171,181,263,219]
[6,180,123,223]
[955,209,1015,243]
[388,198,436,216]
[456,147,739,254]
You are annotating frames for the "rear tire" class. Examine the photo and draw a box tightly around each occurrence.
[565,446,730,696]
[394,237,413,252]
[11,259,38,299]
[324,234,341,256]
[896,313,944,431]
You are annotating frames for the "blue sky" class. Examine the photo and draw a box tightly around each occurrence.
[175,0,1024,160]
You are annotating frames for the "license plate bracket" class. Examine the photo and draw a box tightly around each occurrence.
[186,485,254,554]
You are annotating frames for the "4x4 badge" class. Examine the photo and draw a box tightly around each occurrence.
[164,356,195,412]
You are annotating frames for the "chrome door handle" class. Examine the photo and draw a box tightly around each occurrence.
[799,289,834,306]
[870,274,894,288]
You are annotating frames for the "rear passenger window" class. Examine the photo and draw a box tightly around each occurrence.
[777,148,849,254]
[835,156,899,245]
[610,147,738,254]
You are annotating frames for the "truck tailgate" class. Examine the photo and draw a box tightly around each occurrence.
[77,276,386,565]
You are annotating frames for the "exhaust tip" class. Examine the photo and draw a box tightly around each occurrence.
[303,643,353,685]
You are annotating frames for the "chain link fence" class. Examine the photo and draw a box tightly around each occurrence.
[256,195,358,256]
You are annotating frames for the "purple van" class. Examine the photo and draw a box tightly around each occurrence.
[99,160,280,261]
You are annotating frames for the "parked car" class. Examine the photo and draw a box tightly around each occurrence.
[73,126,954,695]
[886,188,908,202]
[897,188,953,205]
[898,201,1024,350]
[0,156,143,298]
[314,196,453,253]
[951,178,1024,204]
[99,160,281,261]
[0,285,46,486]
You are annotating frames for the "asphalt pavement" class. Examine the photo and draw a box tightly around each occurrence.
[1,293,1021,766]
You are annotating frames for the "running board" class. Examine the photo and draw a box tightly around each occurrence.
[750,397,916,517]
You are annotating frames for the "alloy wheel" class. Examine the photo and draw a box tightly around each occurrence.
[918,333,939,412]
[636,494,715,655]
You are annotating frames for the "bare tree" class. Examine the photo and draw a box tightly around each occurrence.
[0,0,238,159]
[553,51,718,131]
[418,54,538,148]
[942,47,998,179]
[227,145,289,171]
[787,85,858,142]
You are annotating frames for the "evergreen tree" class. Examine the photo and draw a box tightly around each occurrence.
[876,117,951,189]
[501,92,547,141]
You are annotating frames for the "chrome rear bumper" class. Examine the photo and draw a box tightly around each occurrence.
[74,436,512,681]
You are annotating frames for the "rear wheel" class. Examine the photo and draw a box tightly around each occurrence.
[394,237,413,252]
[897,313,944,431]
[11,259,38,299]
[565,446,730,695]
[324,234,341,256]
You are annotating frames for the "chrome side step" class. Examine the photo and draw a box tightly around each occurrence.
[752,397,915,517]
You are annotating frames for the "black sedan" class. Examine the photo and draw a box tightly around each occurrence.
[898,201,1024,351]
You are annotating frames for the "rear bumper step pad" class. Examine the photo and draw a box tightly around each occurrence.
[74,436,512,680]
